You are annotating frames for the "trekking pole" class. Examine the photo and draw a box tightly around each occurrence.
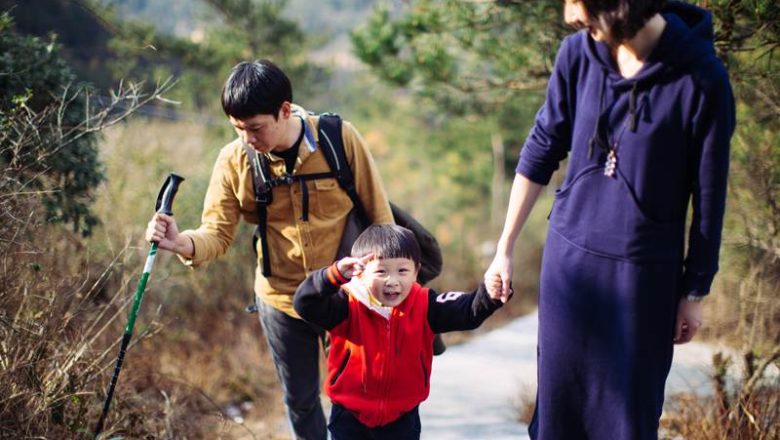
[93,173,184,439]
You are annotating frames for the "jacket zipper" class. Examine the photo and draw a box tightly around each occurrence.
[378,312,394,423]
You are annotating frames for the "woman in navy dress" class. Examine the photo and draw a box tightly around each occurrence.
[485,1,735,439]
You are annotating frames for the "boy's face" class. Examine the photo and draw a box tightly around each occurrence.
[358,257,419,307]
[229,102,291,154]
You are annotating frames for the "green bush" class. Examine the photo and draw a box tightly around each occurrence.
[0,11,103,235]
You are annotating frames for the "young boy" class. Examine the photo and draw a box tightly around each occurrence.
[294,224,506,439]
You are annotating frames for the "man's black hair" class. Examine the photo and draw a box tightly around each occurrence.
[580,0,666,43]
[351,224,422,268]
[221,59,293,120]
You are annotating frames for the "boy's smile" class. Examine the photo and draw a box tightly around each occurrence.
[358,257,419,308]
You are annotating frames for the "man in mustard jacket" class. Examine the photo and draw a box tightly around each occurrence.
[146,59,393,439]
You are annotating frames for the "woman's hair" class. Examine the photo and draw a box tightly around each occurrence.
[221,59,293,120]
[581,0,666,42]
[351,224,421,268]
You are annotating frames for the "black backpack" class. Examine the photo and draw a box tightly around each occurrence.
[242,112,443,285]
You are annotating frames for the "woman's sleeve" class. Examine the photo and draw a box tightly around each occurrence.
[682,66,736,297]
[515,37,576,185]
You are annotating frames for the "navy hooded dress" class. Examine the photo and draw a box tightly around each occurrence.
[517,3,735,439]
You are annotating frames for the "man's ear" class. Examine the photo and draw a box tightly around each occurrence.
[279,101,292,119]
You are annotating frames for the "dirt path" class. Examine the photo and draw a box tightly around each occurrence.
[420,310,738,440]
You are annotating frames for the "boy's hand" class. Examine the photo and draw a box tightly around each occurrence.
[336,254,374,279]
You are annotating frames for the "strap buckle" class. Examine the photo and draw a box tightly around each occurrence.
[266,174,294,189]
[256,193,272,206]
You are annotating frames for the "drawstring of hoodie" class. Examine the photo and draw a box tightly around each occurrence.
[588,68,608,160]
[588,69,641,161]
[629,81,639,132]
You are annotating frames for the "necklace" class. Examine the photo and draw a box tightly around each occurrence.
[604,82,640,177]
[603,119,628,177]
[588,75,641,178]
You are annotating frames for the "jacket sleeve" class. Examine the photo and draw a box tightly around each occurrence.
[178,145,243,267]
[515,35,576,185]
[342,120,394,225]
[294,264,350,330]
[427,283,503,333]
[682,65,736,297]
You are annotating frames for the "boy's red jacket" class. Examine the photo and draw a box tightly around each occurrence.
[294,264,503,428]
[329,281,432,427]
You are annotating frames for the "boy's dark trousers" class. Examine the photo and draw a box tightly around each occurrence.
[328,403,421,440]
[257,300,327,440]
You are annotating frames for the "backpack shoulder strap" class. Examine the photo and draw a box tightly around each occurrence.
[242,142,273,277]
[317,113,369,224]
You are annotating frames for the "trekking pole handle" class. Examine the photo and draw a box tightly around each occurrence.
[155,173,185,216]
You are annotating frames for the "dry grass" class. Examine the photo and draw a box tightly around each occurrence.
[0,119,286,439]
[661,349,780,440]
[513,348,780,439]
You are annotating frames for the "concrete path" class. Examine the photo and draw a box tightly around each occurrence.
[420,310,738,440]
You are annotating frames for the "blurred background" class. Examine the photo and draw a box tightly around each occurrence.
[0,0,777,438]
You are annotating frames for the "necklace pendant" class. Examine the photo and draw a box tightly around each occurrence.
[604,150,617,177]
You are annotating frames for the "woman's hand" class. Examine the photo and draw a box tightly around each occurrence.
[673,297,704,344]
[485,253,514,303]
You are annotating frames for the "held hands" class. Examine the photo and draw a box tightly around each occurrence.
[484,254,514,303]
[336,254,374,280]
[145,213,193,257]
[673,297,704,344]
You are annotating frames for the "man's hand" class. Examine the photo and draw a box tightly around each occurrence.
[485,254,513,303]
[674,297,704,344]
[336,254,374,279]
[145,213,192,257]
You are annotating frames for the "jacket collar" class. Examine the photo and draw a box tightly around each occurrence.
[342,280,423,320]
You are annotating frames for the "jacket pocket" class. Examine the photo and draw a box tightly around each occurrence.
[331,349,351,386]
[549,165,683,263]
[420,354,429,389]
[311,178,352,220]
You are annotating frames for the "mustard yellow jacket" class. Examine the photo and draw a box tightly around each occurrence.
[180,105,393,317]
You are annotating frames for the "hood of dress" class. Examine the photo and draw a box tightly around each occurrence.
[581,1,718,150]
[583,1,717,90]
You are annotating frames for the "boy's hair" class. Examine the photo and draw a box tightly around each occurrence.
[351,224,421,268]
[221,59,293,120]
[581,0,666,43]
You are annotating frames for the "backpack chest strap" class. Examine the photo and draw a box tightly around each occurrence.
[262,172,334,221]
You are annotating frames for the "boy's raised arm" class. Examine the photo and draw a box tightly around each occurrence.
[293,264,350,330]
[427,283,504,334]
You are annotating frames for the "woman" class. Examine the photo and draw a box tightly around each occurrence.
[485,1,735,438]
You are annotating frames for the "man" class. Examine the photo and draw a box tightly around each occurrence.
[146,59,393,439]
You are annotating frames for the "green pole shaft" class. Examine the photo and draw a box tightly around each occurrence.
[125,243,157,332]
[94,243,158,438]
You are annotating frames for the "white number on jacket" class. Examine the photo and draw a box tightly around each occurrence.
[436,291,466,303]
